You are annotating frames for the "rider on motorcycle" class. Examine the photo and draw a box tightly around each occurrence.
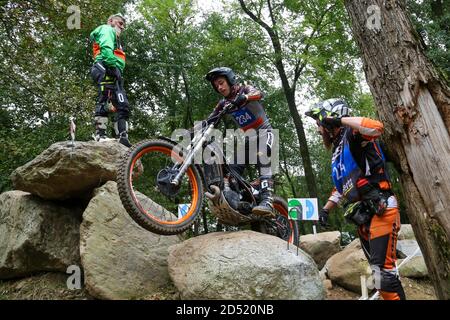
[205,67,275,216]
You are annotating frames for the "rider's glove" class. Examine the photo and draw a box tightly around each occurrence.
[320,116,342,128]
[319,208,330,227]
[357,182,388,217]
[232,94,247,107]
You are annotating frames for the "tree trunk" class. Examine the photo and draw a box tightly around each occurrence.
[280,140,298,197]
[345,0,450,299]
[283,84,318,198]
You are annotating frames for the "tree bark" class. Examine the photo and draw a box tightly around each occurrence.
[345,0,450,299]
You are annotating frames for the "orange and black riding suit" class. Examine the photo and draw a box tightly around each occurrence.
[328,118,406,300]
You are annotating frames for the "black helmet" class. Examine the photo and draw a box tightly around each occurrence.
[205,67,237,91]
[305,98,351,121]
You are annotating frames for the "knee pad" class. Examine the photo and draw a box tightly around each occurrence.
[370,265,402,292]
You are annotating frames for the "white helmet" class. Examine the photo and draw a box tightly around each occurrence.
[305,98,352,120]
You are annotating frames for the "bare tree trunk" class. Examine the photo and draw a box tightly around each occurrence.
[345,0,450,299]
[181,69,194,128]
[280,140,298,197]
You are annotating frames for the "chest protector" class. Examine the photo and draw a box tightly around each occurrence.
[331,130,387,203]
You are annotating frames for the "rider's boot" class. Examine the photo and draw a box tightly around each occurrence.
[252,178,274,216]
[115,119,132,148]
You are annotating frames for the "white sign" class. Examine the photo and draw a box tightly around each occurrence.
[288,198,319,221]
[178,204,191,218]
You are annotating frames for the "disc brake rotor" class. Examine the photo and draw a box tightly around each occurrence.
[156,167,182,197]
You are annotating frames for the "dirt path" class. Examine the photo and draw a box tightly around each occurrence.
[0,272,92,300]
[0,272,437,300]
[326,278,437,300]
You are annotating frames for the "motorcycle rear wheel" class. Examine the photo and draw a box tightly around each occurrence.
[251,196,299,245]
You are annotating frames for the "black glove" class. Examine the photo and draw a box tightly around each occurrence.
[319,208,329,227]
[232,94,247,107]
[358,182,389,216]
[91,62,106,84]
[320,116,342,128]
[359,185,379,201]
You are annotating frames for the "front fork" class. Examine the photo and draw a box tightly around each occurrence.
[170,124,215,186]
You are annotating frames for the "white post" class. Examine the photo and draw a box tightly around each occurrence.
[312,225,317,235]
[360,275,368,300]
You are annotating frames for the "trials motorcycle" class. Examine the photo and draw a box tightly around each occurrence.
[117,103,299,244]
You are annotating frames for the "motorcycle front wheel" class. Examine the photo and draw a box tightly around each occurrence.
[117,139,204,235]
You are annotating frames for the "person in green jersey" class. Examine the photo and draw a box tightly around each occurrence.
[90,13,131,147]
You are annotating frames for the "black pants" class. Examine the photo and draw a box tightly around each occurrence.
[91,63,130,123]
[229,130,274,180]
[358,206,406,300]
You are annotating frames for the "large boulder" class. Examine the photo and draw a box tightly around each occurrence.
[398,256,428,279]
[299,231,341,269]
[346,238,362,250]
[325,239,371,293]
[168,230,325,300]
[10,141,128,200]
[0,191,82,279]
[398,224,416,240]
[80,181,181,300]
[397,240,422,259]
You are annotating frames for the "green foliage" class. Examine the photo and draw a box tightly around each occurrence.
[407,0,450,81]
[0,116,68,192]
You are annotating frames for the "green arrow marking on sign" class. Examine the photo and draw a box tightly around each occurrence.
[288,199,302,220]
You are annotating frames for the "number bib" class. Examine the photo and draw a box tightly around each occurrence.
[231,107,257,128]
[331,132,362,202]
